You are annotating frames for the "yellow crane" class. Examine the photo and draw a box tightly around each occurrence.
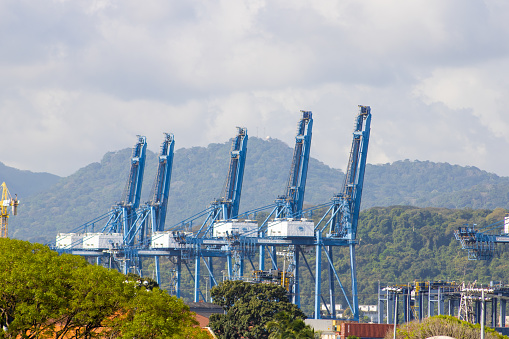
[1,182,19,238]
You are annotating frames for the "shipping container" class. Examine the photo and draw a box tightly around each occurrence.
[339,322,394,339]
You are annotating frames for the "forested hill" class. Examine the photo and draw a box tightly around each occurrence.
[162,205,509,312]
[7,136,509,243]
[363,160,509,209]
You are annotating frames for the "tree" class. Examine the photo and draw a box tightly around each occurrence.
[0,238,207,339]
[265,311,315,339]
[388,315,507,339]
[111,287,209,339]
[209,280,306,339]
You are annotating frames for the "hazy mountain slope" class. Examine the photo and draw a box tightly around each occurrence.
[0,162,61,198]
[9,137,341,243]
[362,160,509,209]
[8,137,509,243]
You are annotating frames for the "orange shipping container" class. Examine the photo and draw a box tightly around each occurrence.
[339,322,394,339]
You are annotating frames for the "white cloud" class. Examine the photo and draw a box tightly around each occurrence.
[2,0,509,177]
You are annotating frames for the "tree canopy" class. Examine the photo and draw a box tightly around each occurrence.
[209,280,306,339]
[388,315,508,339]
[0,238,209,339]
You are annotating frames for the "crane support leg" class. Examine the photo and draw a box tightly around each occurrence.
[194,253,201,302]
[259,244,265,271]
[315,232,322,319]
[209,257,215,300]
[227,253,233,279]
[293,246,300,307]
[350,243,359,321]
[155,256,161,286]
[328,246,336,318]
[176,256,182,298]
[271,246,278,270]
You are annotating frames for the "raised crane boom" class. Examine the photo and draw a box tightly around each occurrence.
[121,135,147,210]
[149,133,175,232]
[275,111,313,219]
[313,105,372,322]
[318,105,371,240]
[196,127,248,237]
[220,126,248,220]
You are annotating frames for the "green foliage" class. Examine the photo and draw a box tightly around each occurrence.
[266,313,314,339]
[113,288,209,339]
[265,311,315,339]
[209,280,306,339]
[126,272,159,290]
[290,206,509,316]
[387,315,509,339]
[0,238,205,339]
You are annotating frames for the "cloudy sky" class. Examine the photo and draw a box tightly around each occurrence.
[2,0,509,177]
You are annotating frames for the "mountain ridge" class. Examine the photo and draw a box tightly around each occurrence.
[5,136,509,243]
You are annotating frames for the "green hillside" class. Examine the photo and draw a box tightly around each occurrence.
[7,136,509,243]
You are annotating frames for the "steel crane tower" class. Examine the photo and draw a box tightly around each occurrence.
[192,127,249,301]
[135,133,176,283]
[54,136,148,275]
[314,105,371,320]
[257,111,313,306]
[103,135,147,239]
[275,110,313,219]
[149,133,175,233]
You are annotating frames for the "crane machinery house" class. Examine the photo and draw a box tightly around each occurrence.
[56,233,84,249]
[212,219,258,238]
[82,233,123,249]
[267,218,314,237]
[151,231,193,248]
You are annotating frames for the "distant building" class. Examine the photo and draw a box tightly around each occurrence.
[359,304,378,323]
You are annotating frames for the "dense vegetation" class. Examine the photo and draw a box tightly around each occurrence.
[296,206,509,316]
[0,238,208,339]
[209,280,312,339]
[386,315,508,339]
[7,137,509,243]
[149,205,509,317]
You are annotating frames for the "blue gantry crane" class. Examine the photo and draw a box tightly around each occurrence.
[181,127,250,301]
[135,133,176,282]
[55,135,175,278]
[103,135,148,240]
[53,107,374,315]
[255,111,314,306]
[274,110,313,219]
[195,127,249,237]
[314,105,371,320]
[454,216,509,260]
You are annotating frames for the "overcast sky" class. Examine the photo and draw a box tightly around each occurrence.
[2,0,509,177]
